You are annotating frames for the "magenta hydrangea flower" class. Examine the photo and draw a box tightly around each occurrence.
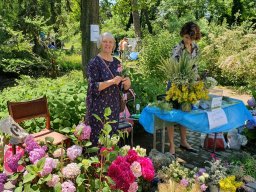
[24,135,40,153]
[137,157,155,181]
[62,163,81,179]
[61,180,76,192]
[67,145,82,161]
[6,152,22,172]
[180,178,189,187]
[47,174,60,187]
[108,156,135,192]
[74,123,91,140]
[0,182,4,192]
[29,147,47,164]
[0,173,7,184]
[126,150,139,164]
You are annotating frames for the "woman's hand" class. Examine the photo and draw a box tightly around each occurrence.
[122,77,131,90]
[112,76,123,85]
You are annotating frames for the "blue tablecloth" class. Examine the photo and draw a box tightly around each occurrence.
[139,98,253,134]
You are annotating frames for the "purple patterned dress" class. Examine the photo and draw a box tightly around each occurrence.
[85,56,121,145]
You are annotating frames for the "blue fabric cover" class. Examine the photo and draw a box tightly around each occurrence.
[139,98,253,134]
[129,52,139,60]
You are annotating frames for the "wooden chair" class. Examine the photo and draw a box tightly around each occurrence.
[7,96,70,147]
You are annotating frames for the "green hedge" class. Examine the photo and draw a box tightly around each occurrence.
[0,70,86,135]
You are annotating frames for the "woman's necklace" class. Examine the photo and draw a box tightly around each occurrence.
[98,53,113,62]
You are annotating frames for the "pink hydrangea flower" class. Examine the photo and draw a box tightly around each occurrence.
[180,178,189,187]
[61,180,76,192]
[40,157,58,177]
[130,161,142,178]
[74,123,91,140]
[47,174,60,187]
[62,163,81,179]
[200,184,208,191]
[53,148,65,158]
[128,182,138,192]
[29,147,46,164]
[67,145,82,161]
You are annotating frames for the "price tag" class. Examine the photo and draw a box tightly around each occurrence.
[206,108,228,129]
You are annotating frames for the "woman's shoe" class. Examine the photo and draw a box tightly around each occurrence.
[180,145,197,153]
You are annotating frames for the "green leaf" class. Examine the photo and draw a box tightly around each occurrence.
[45,136,54,143]
[61,127,71,133]
[54,182,62,192]
[23,173,36,184]
[14,186,23,192]
[104,107,111,118]
[92,114,102,122]
[86,147,99,153]
[36,157,46,171]
[26,164,38,174]
[85,141,92,147]
[103,124,112,134]
[76,174,85,186]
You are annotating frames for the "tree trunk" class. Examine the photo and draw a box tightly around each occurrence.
[131,0,141,38]
[80,0,99,78]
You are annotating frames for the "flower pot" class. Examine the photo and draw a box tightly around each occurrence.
[181,102,192,112]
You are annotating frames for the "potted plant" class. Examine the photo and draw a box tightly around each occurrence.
[158,53,209,112]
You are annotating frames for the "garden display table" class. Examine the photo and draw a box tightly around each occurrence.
[139,98,254,152]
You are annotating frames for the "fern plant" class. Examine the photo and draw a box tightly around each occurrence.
[158,52,197,86]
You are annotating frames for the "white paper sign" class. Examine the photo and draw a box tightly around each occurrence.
[90,25,99,42]
[206,108,228,129]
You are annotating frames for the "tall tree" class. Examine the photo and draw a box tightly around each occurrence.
[81,0,99,78]
[131,0,141,38]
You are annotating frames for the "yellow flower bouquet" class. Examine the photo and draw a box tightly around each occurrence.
[165,81,209,111]
[219,175,243,192]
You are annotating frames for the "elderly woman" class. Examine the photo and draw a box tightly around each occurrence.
[167,22,201,155]
[85,32,131,145]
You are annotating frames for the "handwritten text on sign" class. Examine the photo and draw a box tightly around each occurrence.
[206,108,228,129]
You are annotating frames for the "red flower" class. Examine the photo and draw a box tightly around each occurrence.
[126,150,139,164]
[108,156,135,192]
[137,157,155,181]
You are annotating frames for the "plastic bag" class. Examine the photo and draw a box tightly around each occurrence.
[204,133,227,150]
[227,129,248,150]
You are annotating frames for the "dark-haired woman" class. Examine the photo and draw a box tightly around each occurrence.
[167,21,201,155]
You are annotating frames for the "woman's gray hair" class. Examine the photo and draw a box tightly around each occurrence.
[97,32,116,50]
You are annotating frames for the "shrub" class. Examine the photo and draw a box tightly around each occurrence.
[0,70,86,135]
[139,31,179,79]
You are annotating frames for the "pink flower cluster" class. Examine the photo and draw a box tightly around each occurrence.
[6,152,23,172]
[67,145,82,161]
[24,135,47,164]
[40,158,58,177]
[108,149,155,192]
[62,163,81,179]
[74,123,91,141]
[47,174,60,187]
[61,180,76,192]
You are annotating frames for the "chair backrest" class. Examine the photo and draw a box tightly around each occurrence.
[7,96,51,129]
